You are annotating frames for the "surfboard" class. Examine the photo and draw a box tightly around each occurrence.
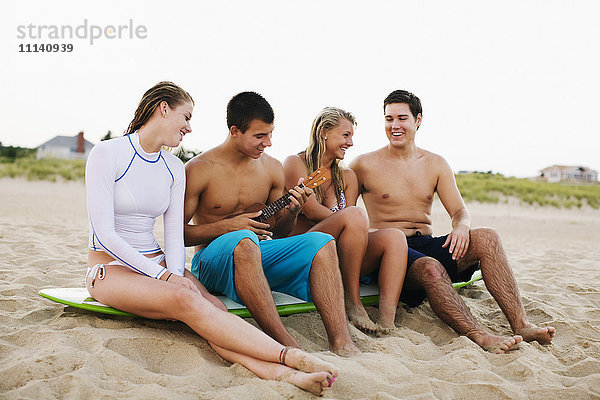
[452,269,482,289]
[39,270,482,318]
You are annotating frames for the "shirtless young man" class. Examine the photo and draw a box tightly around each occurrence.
[350,90,555,354]
[184,91,358,356]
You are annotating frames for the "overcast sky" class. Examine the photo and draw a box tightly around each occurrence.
[3,0,599,177]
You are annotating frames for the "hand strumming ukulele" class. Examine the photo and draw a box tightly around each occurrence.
[226,168,331,228]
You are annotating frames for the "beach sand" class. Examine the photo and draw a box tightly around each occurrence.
[1,178,599,399]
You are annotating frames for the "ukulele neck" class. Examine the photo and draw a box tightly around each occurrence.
[260,183,305,221]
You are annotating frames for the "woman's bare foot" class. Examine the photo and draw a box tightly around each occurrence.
[280,370,335,397]
[284,348,339,377]
[346,302,378,334]
[516,325,555,344]
[468,331,523,354]
[376,305,397,336]
[375,323,396,337]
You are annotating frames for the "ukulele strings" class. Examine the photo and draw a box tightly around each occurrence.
[262,183,306,220]
[260,170,327,220]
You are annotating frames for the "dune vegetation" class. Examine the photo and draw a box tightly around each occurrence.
[0,156,86,182]
[456,172,600,209]
[0,143,199,182]
[1,150,599,209]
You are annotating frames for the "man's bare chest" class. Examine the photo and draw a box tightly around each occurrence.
[363,163,436,206]
[201,171,274,216]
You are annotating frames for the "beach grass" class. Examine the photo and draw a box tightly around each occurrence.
[2,158,599,209]
[0,156,86,182]
[456,172,600,209]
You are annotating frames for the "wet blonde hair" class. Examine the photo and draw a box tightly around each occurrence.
[125,81,194,135]
[304,107,356,206]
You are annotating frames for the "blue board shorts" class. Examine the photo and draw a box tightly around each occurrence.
[191,229,334,305]
[403,233,478,307]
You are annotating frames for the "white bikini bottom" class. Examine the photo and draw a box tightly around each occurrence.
[86,254,166,287]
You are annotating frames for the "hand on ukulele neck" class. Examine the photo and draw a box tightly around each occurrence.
[225,167,330,235]
[263,167,330,221]
[286,178,309,216]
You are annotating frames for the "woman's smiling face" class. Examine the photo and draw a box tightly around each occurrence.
[324,118,354,160]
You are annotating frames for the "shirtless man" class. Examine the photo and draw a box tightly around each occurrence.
[184,91,358,356]
[350,90,555,353]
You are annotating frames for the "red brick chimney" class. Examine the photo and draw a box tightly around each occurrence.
[77,131,85,153]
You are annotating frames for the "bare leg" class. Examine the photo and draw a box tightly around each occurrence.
[232,238,300,348]
[405,257,522,353]
[88,265,292,357]
[458,228,555,344]
[212,346,335,397]
[87,265,338,395]
[183,269,227,311]
[308,207,378,334]
[361,228,408,333]
[309,241,360,356]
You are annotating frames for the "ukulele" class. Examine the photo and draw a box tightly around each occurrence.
[226,167,331,227]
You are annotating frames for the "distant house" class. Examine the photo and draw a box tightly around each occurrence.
[36,131,94,160]
[539,165,598,183]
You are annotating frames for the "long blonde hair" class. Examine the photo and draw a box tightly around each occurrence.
[304,107,356,206]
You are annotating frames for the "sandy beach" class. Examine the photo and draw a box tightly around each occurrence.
[1,177,599,399]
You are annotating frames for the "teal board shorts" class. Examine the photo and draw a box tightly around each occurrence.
[191,230,334,305]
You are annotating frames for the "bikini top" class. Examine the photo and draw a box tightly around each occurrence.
[330,191,347,213]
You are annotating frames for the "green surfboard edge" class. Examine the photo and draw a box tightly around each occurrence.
[39,291,137,317]
[39,270,482,319]
[452,269,482,289]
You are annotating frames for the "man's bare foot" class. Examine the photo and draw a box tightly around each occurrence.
[516,325,555,344]
[331,342,361,357]
[346,302,378,334]
[279,370,335,397]
[468,331,523,354]
[284,348,339,377]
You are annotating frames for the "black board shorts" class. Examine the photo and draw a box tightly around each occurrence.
[402,233,479,307]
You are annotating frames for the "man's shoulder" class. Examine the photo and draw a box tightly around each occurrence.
[350,147,387,170]
[416,148,451,168]
[355,147,386,160]
[185,150,219,176]
[260,152,285,173]
[261,152,281,164]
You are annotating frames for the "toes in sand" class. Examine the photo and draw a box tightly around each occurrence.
[480,334,523,354]
[346,303,378,334]
[374,323,396,337]
[331,342,361,357]
[282,371,334,397]
[285,348,339,377]
[517,325,555,345]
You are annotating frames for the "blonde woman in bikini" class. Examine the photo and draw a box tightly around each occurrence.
[284,107,408,335]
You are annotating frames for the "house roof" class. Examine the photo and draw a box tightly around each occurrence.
[540,165,597,173]
[38,135,94,149]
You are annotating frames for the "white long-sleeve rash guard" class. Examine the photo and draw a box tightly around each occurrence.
[86,132,186,279]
